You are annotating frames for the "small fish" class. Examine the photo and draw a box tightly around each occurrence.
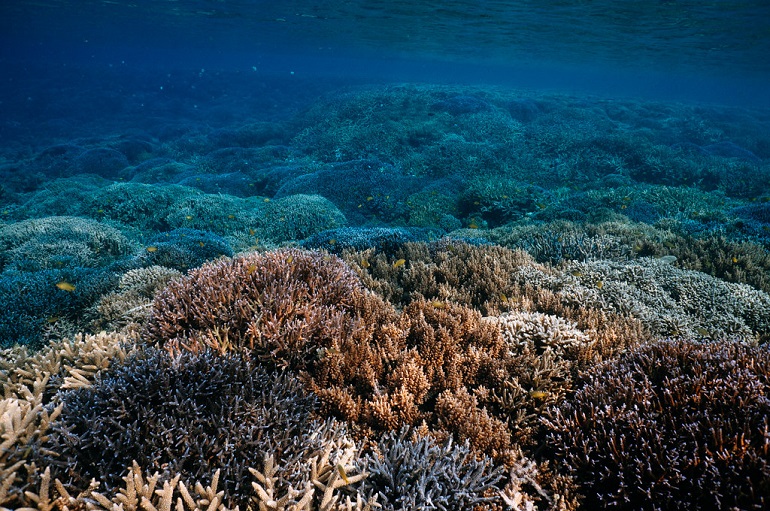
[246,264,257,275]
[468,222,479,229]
[529,390,549,400]
[263,198,270,202]
[146,246,158,253]
[620,204,627,210]
[431,300,446,309]
[596,280,604,290]
[732,256,739,264]
[198,241,205,247]
[360,259,370,268]
[96,208,104,213]
[393,258,406,268]
[185,215,193,220]
[658,255,677,264]
[570,270,583,277]
[227,214,235,219]
[358,204,363,208]
[249,228,256,236]
[695,327,710,337]
[328,239,336,245]
[366,196,373,201]
[336,463,350,484]
[46,316,60,324]
[56,281,76,292]
[500,293,508,303]
[287,255,294,264]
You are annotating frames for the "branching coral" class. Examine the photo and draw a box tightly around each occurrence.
[0,377,63,509]
[43,348,360,509]
[145,248,371,368]
[358,426,505,511]
[343,240,648,361]
[1,331,134,398]
[544,339,770,510]
[90,265,182,333]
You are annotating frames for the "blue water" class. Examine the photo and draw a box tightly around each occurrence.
[3,0,770,105]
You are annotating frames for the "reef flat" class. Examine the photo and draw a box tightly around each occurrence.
[1,75,769,510]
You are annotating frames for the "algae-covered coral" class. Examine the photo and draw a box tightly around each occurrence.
[1,80,769,510]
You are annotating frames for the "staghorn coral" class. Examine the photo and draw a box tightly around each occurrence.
[1,331,135,399]
[358,426,505,511]
[0,377,63,510]
[0,216,134,272]
[544,339,770,510]
[89,265,182,333]
[308,299,516,460]
[309,298,591,462]
[43,348,360,509]
[342,239,535,315]
[342,240,648,361]
[640,235,770,295]
[144,248,372,368]
[14,453,376,511]
[558,257,770,342]
[258,194,348,243]
[140,228,234,272]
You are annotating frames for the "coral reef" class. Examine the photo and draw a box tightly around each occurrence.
[0,266,122,348]
[0,216,134,272]
[43,348,360,509]
[258,194,348,242]
[342,240,648,359]
[145,248,372,368]
[303,226,444,254]
[141,228,234,271]
[544,339,770,510]
[90,265,182,333]
[358,427,505,511]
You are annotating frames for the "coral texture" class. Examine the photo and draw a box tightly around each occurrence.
[44,348,359,509]
[544,339,770,510]
[145,248,371,368]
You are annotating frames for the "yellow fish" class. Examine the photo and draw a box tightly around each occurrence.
[431,300,446,309]
[393,258,406,268]
[246,264,258,275]
[596,281,604,290]
[287,255,294,264]
[336,464,349,484]
[146,246,158,253]
[185,215,193,220]
[529,390,549,400]
[56,281,76,292]
[360,259,370,268]
[500,293,508,303]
